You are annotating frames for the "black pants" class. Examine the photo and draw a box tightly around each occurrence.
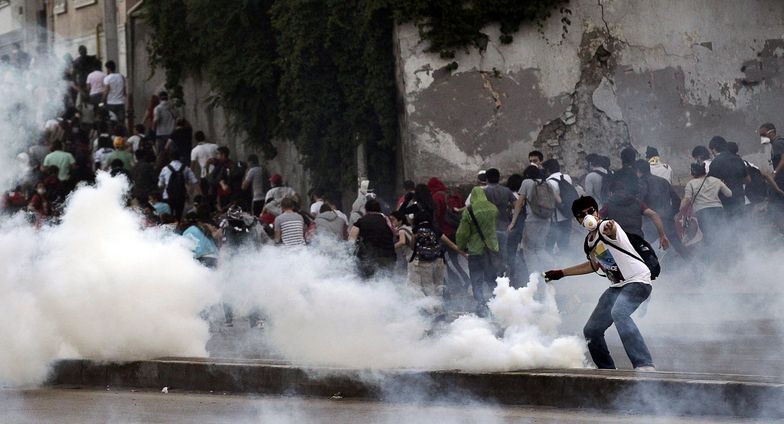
[444,234,470,289]
[506,218,527,287]
[583,283,654,369]
[468,253,498,307]
[545,219,572,254]
[252,199,265,217]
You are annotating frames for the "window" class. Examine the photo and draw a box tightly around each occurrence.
[53,0,66,14]
[74,0,97,9]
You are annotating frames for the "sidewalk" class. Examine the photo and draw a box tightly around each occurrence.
[48,358,784,419]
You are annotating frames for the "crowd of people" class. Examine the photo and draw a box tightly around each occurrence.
[4,44,784,368]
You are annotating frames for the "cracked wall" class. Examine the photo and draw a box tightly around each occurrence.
[396,0,784,184]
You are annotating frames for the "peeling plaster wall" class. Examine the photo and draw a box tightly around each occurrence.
[397,0,784,185]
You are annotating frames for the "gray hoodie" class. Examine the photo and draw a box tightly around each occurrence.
[315,210,346,240]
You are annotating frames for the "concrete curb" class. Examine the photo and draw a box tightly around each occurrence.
[47,358,784,419]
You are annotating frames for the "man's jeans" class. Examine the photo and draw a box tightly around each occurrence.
[583,282,654,369]
[506,218,527,287]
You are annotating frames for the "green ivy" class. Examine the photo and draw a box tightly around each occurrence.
[143,0,567,193]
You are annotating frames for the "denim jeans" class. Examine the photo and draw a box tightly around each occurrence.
[506,218,527,287]
[545,219,572,255]
[583,282,654,369]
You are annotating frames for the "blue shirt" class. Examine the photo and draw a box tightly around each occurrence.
[152,201,171,217]
[183,225,218,259]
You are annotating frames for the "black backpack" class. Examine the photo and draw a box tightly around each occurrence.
[222,218,254,248]
[410,222,443,262]
[555,175,579,216]
[583,226,660,280]
[594,170,611,204]
[745,163,768,204]
[166,164,188,205]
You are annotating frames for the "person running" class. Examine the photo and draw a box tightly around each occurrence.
[349,198,396,279]
[545,196,657,371]
[456,186,499,314]
[680,162,731,254]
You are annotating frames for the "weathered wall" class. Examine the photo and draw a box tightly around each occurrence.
[397,0,784,185]
[127,14,310,198]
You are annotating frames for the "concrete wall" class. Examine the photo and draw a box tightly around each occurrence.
[396,0,784,185]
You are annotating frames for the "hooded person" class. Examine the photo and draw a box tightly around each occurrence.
[315,203,347,240]
[427,177,455,238]
[456,186,499,314]
[422,179,470,296]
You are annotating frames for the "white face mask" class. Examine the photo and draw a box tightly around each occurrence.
[761,136,771,145]
[583,214,598,231]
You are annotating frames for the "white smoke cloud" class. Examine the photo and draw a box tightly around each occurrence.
[0,58,66,190]
[219,245,586,371]
[0,41,585,386]
[0,174,217,385]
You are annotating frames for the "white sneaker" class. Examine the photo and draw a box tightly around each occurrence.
[635,366,656,372]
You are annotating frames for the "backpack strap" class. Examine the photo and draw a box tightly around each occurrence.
[594,229,645,265]
[686,176,709,212]
[467,206,491,250]
[583,233,601,275]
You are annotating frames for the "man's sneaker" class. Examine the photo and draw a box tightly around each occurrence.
[635,366,656,372]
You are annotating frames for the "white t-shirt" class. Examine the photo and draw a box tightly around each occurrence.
[190,143,219,178]
[650,162,672,183]
[127,134,143,153]
[86,70,106,96]
[546,172,573,222]
[244,166,266,202]
[103,73,125,105]
[310,200,324,216]
[586,221,651,287]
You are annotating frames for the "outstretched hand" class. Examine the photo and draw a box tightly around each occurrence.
[544,270,564,282]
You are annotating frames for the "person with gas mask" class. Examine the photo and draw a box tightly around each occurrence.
[759,123,784,224]
[544,196,668,371]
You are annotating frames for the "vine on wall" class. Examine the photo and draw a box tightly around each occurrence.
[144,0,567,192]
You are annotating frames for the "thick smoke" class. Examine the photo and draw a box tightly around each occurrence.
[219,245,586,371]
[0,53,584,386]
[0,174,218,385]
[0,56,65,190]
[0,55,217,386]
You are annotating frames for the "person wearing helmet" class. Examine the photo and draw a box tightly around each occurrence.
[103,136,135,171]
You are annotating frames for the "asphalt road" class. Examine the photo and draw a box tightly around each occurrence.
[0,388,768,424]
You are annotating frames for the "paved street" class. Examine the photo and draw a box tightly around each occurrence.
[0,388,770,424]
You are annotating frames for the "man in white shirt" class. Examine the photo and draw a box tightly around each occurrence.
[190,131,219,179]
[126,124,146,153]
[243,154,266,216]
[545,196,661,371]
[102,60,126,123]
